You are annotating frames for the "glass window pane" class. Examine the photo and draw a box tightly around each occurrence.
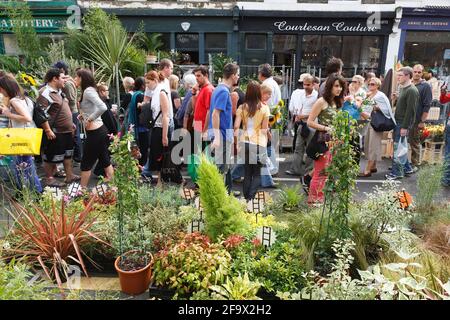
[404,31,450,76]
[176,33,199,50]
[301,35,321,70]
[360,36,381,70]
[320,35,342,66]
[205,33,227,50]
[246,34,266,50]
[273,35,297,53]
[341,36,361,70]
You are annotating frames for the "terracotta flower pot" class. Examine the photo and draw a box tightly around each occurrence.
[114,251,153,295]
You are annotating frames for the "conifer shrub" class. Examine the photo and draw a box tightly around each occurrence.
[197,156,248,241]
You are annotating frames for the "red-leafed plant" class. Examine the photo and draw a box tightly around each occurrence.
[222,234,246,250]
[5,196,110,289]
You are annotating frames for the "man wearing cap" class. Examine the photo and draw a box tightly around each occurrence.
[286,74,318,183]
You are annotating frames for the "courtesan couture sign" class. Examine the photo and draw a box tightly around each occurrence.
[273,20,381,33]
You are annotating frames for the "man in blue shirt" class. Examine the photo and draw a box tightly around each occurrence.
[208,63,240,193]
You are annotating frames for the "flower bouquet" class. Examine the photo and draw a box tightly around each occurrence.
[424,124,445,142]
[269,99,286,131]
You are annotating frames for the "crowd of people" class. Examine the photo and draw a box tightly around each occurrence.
[0,56,449,203]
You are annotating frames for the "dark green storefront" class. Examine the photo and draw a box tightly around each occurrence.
[0,0,76,55]
[98,7,240,65]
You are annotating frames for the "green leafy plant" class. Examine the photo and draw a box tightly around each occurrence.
[0,55,21,73]
[197,156,248,241]
[152,232,231,296]
[0,259,55,300]
[208,273,261,300]
[5,2,43,62]
[230,238,306,294]
[416,164,444,210]
[139,32,164,55]
[109,133,151,269]
[211,53,234,84]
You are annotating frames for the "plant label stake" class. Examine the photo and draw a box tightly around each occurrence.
[183,187,194,202]
[188,219,204,233]
[95,183,109,197]
[257,226,276,248]
[68,182,81,199]
[195,197,204,221]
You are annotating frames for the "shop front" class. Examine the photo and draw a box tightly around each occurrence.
[100,8,238,66]
[238,11,395,87]
[0,1,76,55]
[399,7,450,77]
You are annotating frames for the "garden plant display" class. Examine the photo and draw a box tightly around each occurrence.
[0,5,449,301]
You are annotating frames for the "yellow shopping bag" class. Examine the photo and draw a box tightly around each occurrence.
[0,128,43,155]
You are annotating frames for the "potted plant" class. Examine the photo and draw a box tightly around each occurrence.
[142,33,163,64]
[110,133,154,295]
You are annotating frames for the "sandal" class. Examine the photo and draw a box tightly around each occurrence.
[65,175,81,184]
[54,170,66,178]
[45,178,66,188]
[358,172,372,177]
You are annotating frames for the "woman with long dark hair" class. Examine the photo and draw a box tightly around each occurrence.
[306,73,346,204]
[0,75,42,192]
[74,68,113,188]
[234,80,270,201]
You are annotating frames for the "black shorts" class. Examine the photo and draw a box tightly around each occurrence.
[81,125,111,172]
[43,132,74,164]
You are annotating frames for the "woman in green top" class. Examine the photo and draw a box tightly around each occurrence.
[306,73,346,204]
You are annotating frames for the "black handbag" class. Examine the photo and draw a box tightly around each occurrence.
[299,121,311,139]
[306,131,330,160]
[160,148,183,184]
[101,107,118,135]
[370,110,395,132]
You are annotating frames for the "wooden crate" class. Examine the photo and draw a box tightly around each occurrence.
[421,141,445,164]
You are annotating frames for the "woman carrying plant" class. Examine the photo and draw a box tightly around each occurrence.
[74,68,113,188]
[234,81,270,201]
[306,73,346,204]
[147,70,172,186]
[360,77,396,177]
[0,75,42,193]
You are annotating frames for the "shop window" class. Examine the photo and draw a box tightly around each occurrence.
[245,34,267,50]
[176,33,199,50]
[176,33,199,65]
[360,36,381,70]
[320,35,342,66]
[341,36,361,71]
[404,31,450,77]
[205,33,227,61]
[301,35,321,69]
[273,34,296,66]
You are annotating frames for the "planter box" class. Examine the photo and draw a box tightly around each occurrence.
[422,141,445,165]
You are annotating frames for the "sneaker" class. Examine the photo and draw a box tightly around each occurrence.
[385,173,403,180]
[265,182,279,189]
[405,166,419,175]
[285,170,300,176]
[232,190,241,197]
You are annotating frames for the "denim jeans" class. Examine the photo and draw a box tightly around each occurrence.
[232,148,275,187]
[390,125,413,177]
[72,112,83,161]
[443,117,450,186]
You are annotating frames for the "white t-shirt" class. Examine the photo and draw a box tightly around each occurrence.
[9,97,36,128]
[151,83,172,128]
[263,77,282,108]
[289,89,318,116]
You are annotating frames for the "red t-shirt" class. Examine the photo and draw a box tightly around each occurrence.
[193,83,214,132]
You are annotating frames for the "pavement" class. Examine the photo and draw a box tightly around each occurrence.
[35,151,450,202]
